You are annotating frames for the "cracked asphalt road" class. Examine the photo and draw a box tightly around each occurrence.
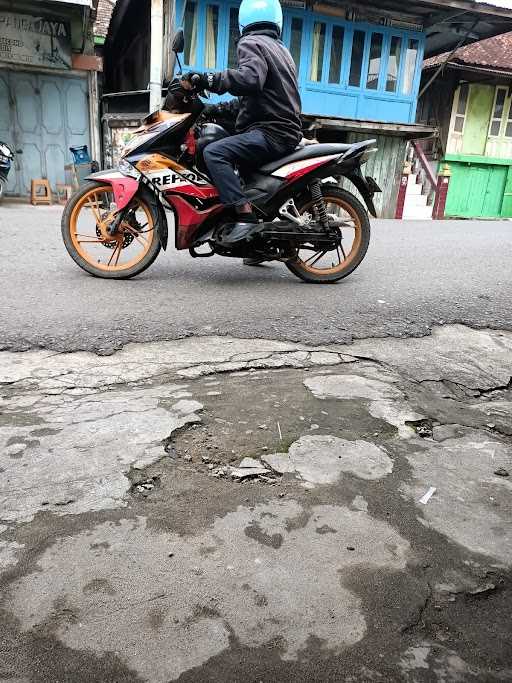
[1,203,511,352]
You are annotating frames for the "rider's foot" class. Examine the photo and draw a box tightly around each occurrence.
[221,214,260,245]
[243,257,266,266]
[236,211,258,224]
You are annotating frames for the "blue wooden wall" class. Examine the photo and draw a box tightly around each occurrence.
[175,0,425,125]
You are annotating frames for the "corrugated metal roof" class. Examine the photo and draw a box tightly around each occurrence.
[94,0,117,38]
[424,31,512,73]
[476,0,512,7]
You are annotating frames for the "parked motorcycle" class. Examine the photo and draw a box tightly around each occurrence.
[0,142,14,201]
[61,29,381,283]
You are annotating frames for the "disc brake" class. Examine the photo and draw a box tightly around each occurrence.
[98,207,143,250]
[96,226,134,249]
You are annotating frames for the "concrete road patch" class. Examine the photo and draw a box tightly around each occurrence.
[304,371,424,438]
[7,503,409,682]
[263,435,393,485]
[400,642,479,682]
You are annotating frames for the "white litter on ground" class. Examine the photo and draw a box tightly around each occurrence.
[419,487,437,505]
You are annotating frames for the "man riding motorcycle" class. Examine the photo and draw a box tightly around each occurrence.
[180,0,302,263]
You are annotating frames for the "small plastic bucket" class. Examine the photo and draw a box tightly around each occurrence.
[69,145,91,164]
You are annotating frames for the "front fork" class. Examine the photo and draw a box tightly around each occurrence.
[102,187,168,251]
[106,209,127,236]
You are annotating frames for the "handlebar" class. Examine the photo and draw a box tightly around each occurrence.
[163,77,207,116]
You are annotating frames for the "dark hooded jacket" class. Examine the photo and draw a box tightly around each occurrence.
[209,26,302,150]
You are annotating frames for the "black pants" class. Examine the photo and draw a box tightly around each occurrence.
[203,129,291,208]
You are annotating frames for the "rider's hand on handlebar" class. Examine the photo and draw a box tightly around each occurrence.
[180,72,208,91]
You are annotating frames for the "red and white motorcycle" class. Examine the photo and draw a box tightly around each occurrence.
[62,30,380,283]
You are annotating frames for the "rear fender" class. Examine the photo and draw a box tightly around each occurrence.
[338,139,377,164]
[343,166,378,218]
[85,170,139,210]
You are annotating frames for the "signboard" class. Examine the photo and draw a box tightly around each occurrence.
[44,0,92,5]
[0,12,72,70]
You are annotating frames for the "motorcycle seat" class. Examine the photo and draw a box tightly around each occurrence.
[259,143,353,174]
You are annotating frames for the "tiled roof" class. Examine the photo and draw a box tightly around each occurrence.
[94,0,117,38]
[424,31,512,73]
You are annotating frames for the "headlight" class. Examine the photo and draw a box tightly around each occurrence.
[119,158,140,179]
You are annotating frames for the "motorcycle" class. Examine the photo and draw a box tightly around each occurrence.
[0,142,14,201]
[61,29,381,284]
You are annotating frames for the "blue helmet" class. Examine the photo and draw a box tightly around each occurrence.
[238,0,283,35]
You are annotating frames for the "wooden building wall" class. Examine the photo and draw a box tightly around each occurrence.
[417,71,458,156]
[418,68,512,219]
[339,132,407,218]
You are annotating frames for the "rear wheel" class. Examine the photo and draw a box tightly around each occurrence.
[286,185,371,284]
[61,181,161,279]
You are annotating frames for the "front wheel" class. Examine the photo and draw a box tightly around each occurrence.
[286,185,371,284]
[61,181,161,279]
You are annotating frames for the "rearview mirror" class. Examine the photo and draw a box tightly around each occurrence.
[172,29,184,54]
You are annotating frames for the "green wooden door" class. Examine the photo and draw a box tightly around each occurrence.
[501,166,512,217]
[461,85,494,155]
[484,166,508,216]
[445,161,507,218]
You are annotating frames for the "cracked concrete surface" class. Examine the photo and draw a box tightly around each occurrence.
[0,339,356,527]
[1,324,512,682]
[348,325,512,391]
[0,384,203,523]
[402,433,512,565]
[0,337,355,389]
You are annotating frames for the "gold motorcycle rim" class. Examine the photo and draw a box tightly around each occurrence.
[294,195,363,275]
[69,185,156,273]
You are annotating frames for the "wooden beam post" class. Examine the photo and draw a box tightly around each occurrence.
[150,0,164,112]
[163,0,176,84]
[432,163,451,219]
[395,164,410,219]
